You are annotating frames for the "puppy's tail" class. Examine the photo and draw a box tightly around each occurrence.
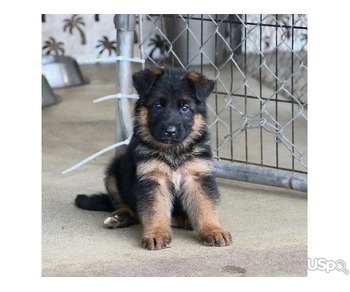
[75,193,115,212]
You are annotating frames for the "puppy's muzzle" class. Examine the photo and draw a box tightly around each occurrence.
[164,125,177,137]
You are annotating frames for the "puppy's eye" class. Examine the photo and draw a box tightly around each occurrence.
[154,101,163,110]
[180,104,190,113]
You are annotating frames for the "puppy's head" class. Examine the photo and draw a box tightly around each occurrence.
[133,67,214,147]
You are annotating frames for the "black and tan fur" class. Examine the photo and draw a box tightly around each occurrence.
[75,67,232,250]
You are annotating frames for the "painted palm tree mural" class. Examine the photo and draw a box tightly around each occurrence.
[42,37,65,55]
[96,36,116,58]
[63,14,86,45]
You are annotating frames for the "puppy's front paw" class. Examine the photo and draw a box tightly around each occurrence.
[142,230,172,250]
[199,228,232,247]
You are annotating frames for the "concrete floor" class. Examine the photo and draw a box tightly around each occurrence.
[42,63,307,277]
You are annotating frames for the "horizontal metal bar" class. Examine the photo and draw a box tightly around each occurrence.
[218,157,307,174]
[93,94,139,103]
[165,14,307,30]
[213,160,307,192]
[116,56,145,63]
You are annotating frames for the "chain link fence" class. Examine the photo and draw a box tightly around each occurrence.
[135,15,307,185]
[65,14,307,191]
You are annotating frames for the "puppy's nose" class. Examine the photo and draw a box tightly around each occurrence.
[164,126,177,137]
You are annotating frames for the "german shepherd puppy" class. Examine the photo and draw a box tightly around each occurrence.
[75,67,232,250]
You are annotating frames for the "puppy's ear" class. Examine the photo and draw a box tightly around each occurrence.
[132,67,164,97]
[186,71,215,101]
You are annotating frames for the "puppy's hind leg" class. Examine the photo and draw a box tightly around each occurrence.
[103,173,138,229]
[103,205,139,229]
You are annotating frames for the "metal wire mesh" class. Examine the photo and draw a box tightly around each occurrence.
[137,14,307,174]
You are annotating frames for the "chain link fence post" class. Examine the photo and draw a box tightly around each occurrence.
[114,15,135,154]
